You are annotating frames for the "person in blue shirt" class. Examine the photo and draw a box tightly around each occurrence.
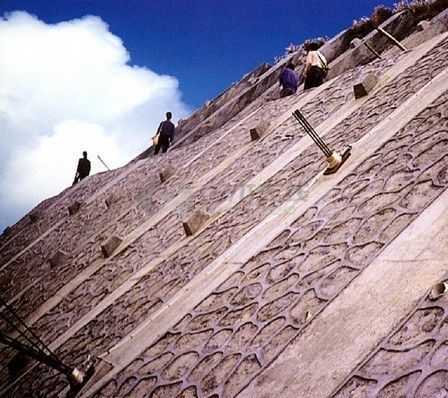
[279,63,300,98]
[154,112,175,154]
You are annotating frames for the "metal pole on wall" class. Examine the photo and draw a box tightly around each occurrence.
[364,41,383,59]
[0,296,95,395]
[377,27,408,51]
[292,109,351,175]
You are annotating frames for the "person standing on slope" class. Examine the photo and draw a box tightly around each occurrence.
[73,151,91,184]
[303,42,328,90]
[279,63,300,98]
[154,112,176,154]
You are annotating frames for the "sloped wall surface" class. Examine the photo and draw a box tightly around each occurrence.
[1,7,448,398]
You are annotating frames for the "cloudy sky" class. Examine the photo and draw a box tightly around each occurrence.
[0,11,191,231]
[0,1,397,233]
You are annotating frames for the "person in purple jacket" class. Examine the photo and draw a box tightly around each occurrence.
[278,63,300,98]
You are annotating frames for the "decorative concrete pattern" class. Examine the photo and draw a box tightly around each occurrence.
[2,49,394,354]
[84,54,448,398]
[1,15,448,398]
[0,131,202,277]
[238,175,448,398]
[332,281,448,397]
[43,52,408,363]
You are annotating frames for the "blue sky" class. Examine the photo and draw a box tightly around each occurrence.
[0,0,398,232]
[1,0,397,108]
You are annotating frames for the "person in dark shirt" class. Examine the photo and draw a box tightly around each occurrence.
[154,112,175,155]
[73,151,91,184]
[279,63,300,98]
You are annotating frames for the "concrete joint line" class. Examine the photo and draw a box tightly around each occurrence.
[24,259,105,326]
[0,227,28,254]
[0,219,65,273]
[240,187,448,398]
[182,108,260,169]
[190,78,333,186]
[1,258,108,353]
[60,239,191,327]
[85,160,144,205]
[0,160,144,272]
[2,31,445,274]
[14,68,337,351]
[52,207,242,353]
[111,188,195,249]
[4,37,444,398]
[217,34,447,216]
[353,67,448,152]
[4,34,446,397]
[80,58,448,398]
[90,83,328,258]
[384,258,444,263]
[6,276,41,308]
[1,174,88,243]
[5,186,193,316]
[46,233,197,355]
[4,178,192,327]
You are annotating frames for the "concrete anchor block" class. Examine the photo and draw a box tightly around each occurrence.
[101,235,123,258]
[49,250,69,268]
[105,195,116,209]
[353,73,379,99]
[349,38,363,49]
[3,226,11,236]
[429,281,448,301]
[250,120,271,141]
[160,165,175,183]
[183,209,211,236]
[68,201,83,215]
[417,20,431,31]
[416,19,445,36]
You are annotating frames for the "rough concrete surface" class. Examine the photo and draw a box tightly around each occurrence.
[1,8,448,398]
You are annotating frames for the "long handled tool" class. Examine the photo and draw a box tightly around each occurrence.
[0,296,94,395]
[292,109,351,175]
[97,155,110,171]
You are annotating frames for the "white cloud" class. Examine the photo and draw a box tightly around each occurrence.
[1,120,125,210]
[0,11,191,230]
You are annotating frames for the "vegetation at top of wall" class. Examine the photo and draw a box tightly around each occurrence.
[394,0,448,19]
[277,0,447,64]
[275,37,327,64]
[352,0,448,38]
